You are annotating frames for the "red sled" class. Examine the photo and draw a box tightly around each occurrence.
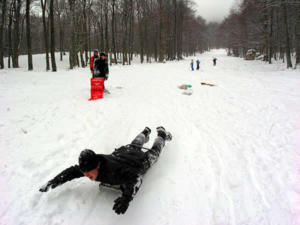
[89,78,104,101]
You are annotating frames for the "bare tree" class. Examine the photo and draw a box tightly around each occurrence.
[0,0,7,69]
[2,0,211,70]
[267,0,274,64]
[295,1,300,68]
[41,0,50,70]
[68,0,76,69]
[111,0,117,64]
[217,0,299,69]
[49,0,57,71]
[26,0,33,70]
[172,0,177,60]
[127,0,133,64]
[55,0,66,61]
[7,1,13,68]
[12,0,22,68]
[136,0,144,63]
[281,0,292,68]
[104,0,109,53]
[158,0,164,62]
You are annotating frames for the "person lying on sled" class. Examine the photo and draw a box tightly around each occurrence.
[39,126,172,215]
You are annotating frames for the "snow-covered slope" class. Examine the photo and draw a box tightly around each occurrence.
[1,50,300,225]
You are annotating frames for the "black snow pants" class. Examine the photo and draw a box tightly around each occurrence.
[130,132,166,172]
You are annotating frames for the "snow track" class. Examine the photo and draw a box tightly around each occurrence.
[1,50,300,225]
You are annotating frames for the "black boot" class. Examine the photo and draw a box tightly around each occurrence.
[156,126,172,141]
[142,127,151,136]
[142,127,151,142]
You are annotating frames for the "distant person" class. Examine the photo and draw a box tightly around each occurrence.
[196,59,200,70]
[90,49,99,76]
[93,52,109,92]
[213,58,217,66]
[39,127,172,215]
[190,59,194,71]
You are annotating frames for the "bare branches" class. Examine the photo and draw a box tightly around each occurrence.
[219,0,298,68]
[2,0,212,69]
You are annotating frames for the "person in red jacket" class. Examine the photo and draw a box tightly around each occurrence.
[90,49,99,76]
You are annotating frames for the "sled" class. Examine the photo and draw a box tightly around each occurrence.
[178,84,192,90]
[178,84,193,95]
[99,183,121,193]
[89,78,104,101]
[182,89,193,95]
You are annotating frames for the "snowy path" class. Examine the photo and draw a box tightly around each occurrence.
[1,50,300,225]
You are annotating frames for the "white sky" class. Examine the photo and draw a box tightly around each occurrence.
[193,0,236,23]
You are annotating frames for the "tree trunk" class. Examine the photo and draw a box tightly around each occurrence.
[83,0,88,66]
[99,3,104,52]
[104,0,109,54]
[268,5,273,64]
[12,0,22,68]
[295,4,300,68]
[137,1,144,63]
[80,50,85,67]
[88,1,92,59]
[26,0,33,70]
[41,0,50,70]
[128,0,134,64]
[111,0,117,64]
[0,0,7,69]
[55,0,64,61]
[177,1,183,60]
[7,3,13,68]
[173,0,177,60]
[142,1,150,63]
[69,0,76,69]
[158,0,164,62]
[281,0,292,68]
[49,0,57,71]
[59,18,64,61]
[122,0,129,65]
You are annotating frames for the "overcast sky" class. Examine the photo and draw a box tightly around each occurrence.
[193,0,236,23]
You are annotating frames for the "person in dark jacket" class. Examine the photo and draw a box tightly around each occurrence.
[39,126,172,215]
[196,59,200,70]
[93,52,109,92]
[190,59,194,71]
[213,58,217,66]
[94,52,109,80]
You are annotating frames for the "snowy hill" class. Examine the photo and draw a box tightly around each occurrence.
[1,50,300,225]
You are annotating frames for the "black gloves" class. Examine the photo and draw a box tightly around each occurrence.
[39,181,58,192]
[113,196,130,214]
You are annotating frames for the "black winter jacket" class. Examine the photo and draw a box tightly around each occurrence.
[93,58,109,78]
[47,146,148,205]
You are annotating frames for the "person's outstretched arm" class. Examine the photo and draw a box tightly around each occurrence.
[39,165,84,192]
[113,176,142,214]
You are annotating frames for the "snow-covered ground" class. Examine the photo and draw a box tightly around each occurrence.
[1,50,300,225]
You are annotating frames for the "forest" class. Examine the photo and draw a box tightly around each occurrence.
[0,0,299,71]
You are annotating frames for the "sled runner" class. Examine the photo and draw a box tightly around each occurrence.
[99,183,121,192]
